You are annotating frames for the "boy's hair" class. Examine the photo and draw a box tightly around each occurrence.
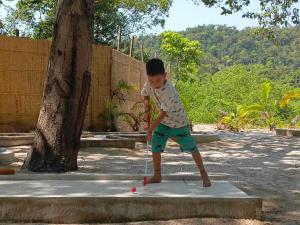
[146,58,165,76]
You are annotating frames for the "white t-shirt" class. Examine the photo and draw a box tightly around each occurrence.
[141,80,189,128]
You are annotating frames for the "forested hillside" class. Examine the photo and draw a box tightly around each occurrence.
[139,25,300,87]
[135,25,300,128]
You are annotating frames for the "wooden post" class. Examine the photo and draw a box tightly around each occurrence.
[168,63,172,79]
[129,35,135,57]
[140,43,144,62]
[117,26,121,51]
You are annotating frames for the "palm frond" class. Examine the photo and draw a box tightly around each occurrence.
[280,90,300,108]
[261,82,272,103]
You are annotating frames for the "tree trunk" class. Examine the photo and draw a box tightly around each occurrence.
[23,0,94,172]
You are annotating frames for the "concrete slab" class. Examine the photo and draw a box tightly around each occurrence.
[0,132,220,147]
[0,180,249,197]
[275,128,300,137]
[94,132,146,135]
[0,133,34,136]
[0,134,136,149]
[0,135,33,147]
[102,133,220,144]
[111,134,146,143]
[0,148,16,165]
[0,180,261,223]
[0,172,229,181]
[80,136,136,149]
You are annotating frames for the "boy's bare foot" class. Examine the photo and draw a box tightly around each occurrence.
[147,175,162,184]
[200,170,211,187]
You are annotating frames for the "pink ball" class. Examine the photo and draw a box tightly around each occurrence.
[131,187,137,192]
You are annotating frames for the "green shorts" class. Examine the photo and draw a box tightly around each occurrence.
[151,123,199,153]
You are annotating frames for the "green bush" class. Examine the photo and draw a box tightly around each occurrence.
[177,64,295,128]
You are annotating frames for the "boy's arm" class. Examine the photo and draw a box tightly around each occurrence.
[148,110,166,132]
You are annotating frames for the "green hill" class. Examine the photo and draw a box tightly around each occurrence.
[138,25,300,87]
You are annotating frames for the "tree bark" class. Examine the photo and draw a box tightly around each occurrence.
[23,0,94,172]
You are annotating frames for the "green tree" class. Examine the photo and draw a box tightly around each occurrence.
[2,0,299,39]
[2,0,172,44]
[219,104,261,132]
[160,31,203,83]
[142,25,300,86]
[177,64,291,124]
[280,90,300,128]
[0,20,4,34]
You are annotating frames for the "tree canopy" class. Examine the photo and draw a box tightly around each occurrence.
[160,31,203,83]
[192,0,300,28]
[1,0,299,41]
[139,25,300,87]
[0,0,172,44]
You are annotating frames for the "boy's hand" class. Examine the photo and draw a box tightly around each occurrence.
[146,129,153,142]
[145,111,166,142]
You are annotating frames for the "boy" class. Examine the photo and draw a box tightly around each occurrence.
[141,58,211,187]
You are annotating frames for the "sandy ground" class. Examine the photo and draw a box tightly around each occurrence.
[4,125,300,225]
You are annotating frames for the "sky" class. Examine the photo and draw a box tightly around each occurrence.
[1,0,260,34]
[149,0,260,34]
